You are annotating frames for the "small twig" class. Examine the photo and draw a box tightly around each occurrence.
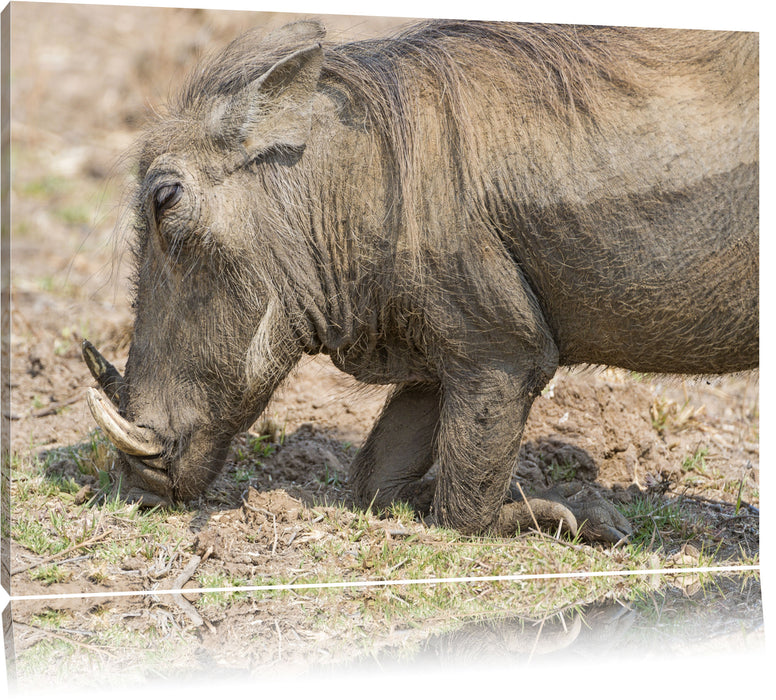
[47,554,91,567]
[170,554,215,631]
[15,622,116,658]
[57,628,95,638]
[511,480,543,536]
[241,500,272,517]
[386,590,410,606]
[45,631,117,657]
[270,512,278,555]
[648,520,658,550]
[720,513,758,524]
[11,530,112,576]
[527,616,546,665]
[674,490,759,515]
[386,557,410,574]
[172,555,202,589]
[8,394,83,421]
[30,394,81,418]
[644,514,666,549]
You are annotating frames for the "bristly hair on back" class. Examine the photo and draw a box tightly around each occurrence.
[172,18,737,127]
[160,20,754,275]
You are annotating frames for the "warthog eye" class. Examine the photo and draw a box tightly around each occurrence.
[153,182,183,221]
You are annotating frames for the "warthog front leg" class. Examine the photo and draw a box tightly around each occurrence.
[350,382,441,514]
[432,360,632,542]
[430,361,557,536]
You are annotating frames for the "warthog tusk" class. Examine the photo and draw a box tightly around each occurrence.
[82,339,125,407]
[86,387,164,458]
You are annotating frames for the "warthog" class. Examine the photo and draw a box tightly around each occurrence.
[84,19,758,543]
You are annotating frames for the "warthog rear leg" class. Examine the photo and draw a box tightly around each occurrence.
[350,383,441,513]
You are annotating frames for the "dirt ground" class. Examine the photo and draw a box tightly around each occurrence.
[3,2,762,687]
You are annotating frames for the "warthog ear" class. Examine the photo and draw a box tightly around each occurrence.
[263,19,326,46]
[220,43,324,160]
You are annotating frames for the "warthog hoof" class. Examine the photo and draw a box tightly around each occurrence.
[507,479,632,544]
[525,481,632,544]
[569,496,633,544]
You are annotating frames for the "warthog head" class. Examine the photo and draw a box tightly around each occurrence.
[85,22,329,504]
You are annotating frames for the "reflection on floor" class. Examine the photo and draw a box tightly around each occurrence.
[4,573,763,693]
